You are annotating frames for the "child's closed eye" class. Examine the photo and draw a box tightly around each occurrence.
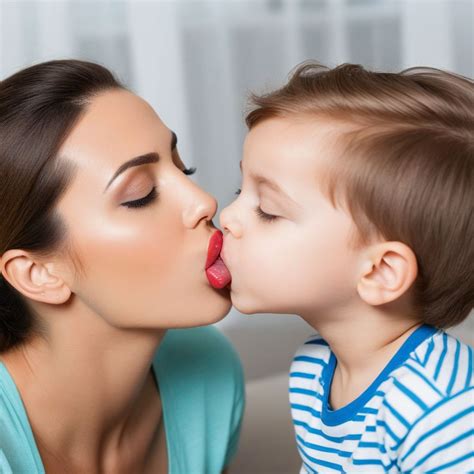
[234,188,279,222]
[255,206,279,223]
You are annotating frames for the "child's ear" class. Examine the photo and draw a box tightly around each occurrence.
[357,242,418,306]
[0,249,72,305]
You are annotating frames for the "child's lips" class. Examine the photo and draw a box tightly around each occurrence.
[205,230,232,289]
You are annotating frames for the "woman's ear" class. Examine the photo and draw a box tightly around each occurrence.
[357,242,418,306]
[0,249,71,304]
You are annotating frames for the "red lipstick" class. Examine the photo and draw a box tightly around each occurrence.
[206,230,231,289]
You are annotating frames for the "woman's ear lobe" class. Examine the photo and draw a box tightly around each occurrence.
[357,242,418,306]
[1,249,71,305]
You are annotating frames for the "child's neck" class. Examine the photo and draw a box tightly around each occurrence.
[304,300,423,410]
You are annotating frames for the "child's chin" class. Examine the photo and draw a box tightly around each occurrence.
[230,293,277,315]
[230,292,260,315]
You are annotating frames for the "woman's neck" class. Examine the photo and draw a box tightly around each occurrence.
[1,296,166,470]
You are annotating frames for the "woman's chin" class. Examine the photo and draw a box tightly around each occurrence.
[195,287,233,325]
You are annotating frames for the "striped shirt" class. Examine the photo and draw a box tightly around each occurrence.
[289,324,474,473]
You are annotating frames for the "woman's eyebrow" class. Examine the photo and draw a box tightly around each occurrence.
[104,153,159,192]
[104,130,178,193]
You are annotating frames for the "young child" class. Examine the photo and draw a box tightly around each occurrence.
[219,62,474,473]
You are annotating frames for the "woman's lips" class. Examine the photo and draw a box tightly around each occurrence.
[206,230,232,289]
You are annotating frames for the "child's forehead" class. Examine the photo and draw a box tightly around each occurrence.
[243,116,344,180]
[241,116,349,205]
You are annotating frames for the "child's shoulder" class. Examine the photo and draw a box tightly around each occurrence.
[293,334,331,358]
[385,330,473,471]
[290,334,331,381]
[391,328,473,399]
[378,330,472,444]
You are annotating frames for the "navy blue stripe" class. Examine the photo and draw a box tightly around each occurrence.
[290,372,315,380]
[296,434,352,457]
[293,419,362,443]
[405,386,473,435]
[383,400,410,429]
[305,339,328,346]
[465,346,473,389]
[423,338,435,366]
[353,458,397,470]
[296,443,344,472]
[401,406,474,463]
[427,451,474,473]
[434,333,448,381]
[376,420,401,445]
[294,355,326,366]
[413,351,423,365]
[291,403,322,418]
[393,378,428,410]
[405,361,443,396]
[412,429,474,469]
[290,388,322,400]
[358,441,387,453]
[302,460,317,474]
[446,339,461,393]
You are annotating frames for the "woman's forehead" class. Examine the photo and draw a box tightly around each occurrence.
[59,89,169,181]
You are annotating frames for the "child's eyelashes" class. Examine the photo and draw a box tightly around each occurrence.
[121,186,158,209]
[234,189,278,222]
[255,206,279,223]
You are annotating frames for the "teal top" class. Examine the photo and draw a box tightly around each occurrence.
[0,326,245,474]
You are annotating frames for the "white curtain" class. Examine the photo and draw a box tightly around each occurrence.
[1,0,472,207]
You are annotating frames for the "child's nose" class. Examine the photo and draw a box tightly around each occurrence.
[220,203,243,238]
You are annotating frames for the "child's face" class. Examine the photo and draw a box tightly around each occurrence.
[220,117,361,317]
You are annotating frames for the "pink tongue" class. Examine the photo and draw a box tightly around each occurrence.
[206,257,232,288]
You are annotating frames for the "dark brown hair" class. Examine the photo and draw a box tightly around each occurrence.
[0,59,124,352]
[246,62,474,329]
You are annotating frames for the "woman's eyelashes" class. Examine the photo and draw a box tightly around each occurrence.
[183,166,197,176]
[121,186,158,209]
[235,188,241,195]
[120,165,196,209]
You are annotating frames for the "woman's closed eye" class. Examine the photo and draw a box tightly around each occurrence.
[121,186,158,209]
[121,166,196,209]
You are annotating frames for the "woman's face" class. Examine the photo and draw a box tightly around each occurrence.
[54,89,231,329]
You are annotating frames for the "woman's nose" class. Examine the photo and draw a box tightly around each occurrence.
[182,183,218,229]
[220,203,243,238]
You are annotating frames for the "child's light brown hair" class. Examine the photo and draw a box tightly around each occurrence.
[246,62,473,329]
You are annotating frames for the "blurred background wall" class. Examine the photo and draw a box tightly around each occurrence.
[1,1,473,472]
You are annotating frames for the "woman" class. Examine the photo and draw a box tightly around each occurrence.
[0,59,242,473]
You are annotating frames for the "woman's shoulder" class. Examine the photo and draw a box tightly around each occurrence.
[0,362,43,473]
